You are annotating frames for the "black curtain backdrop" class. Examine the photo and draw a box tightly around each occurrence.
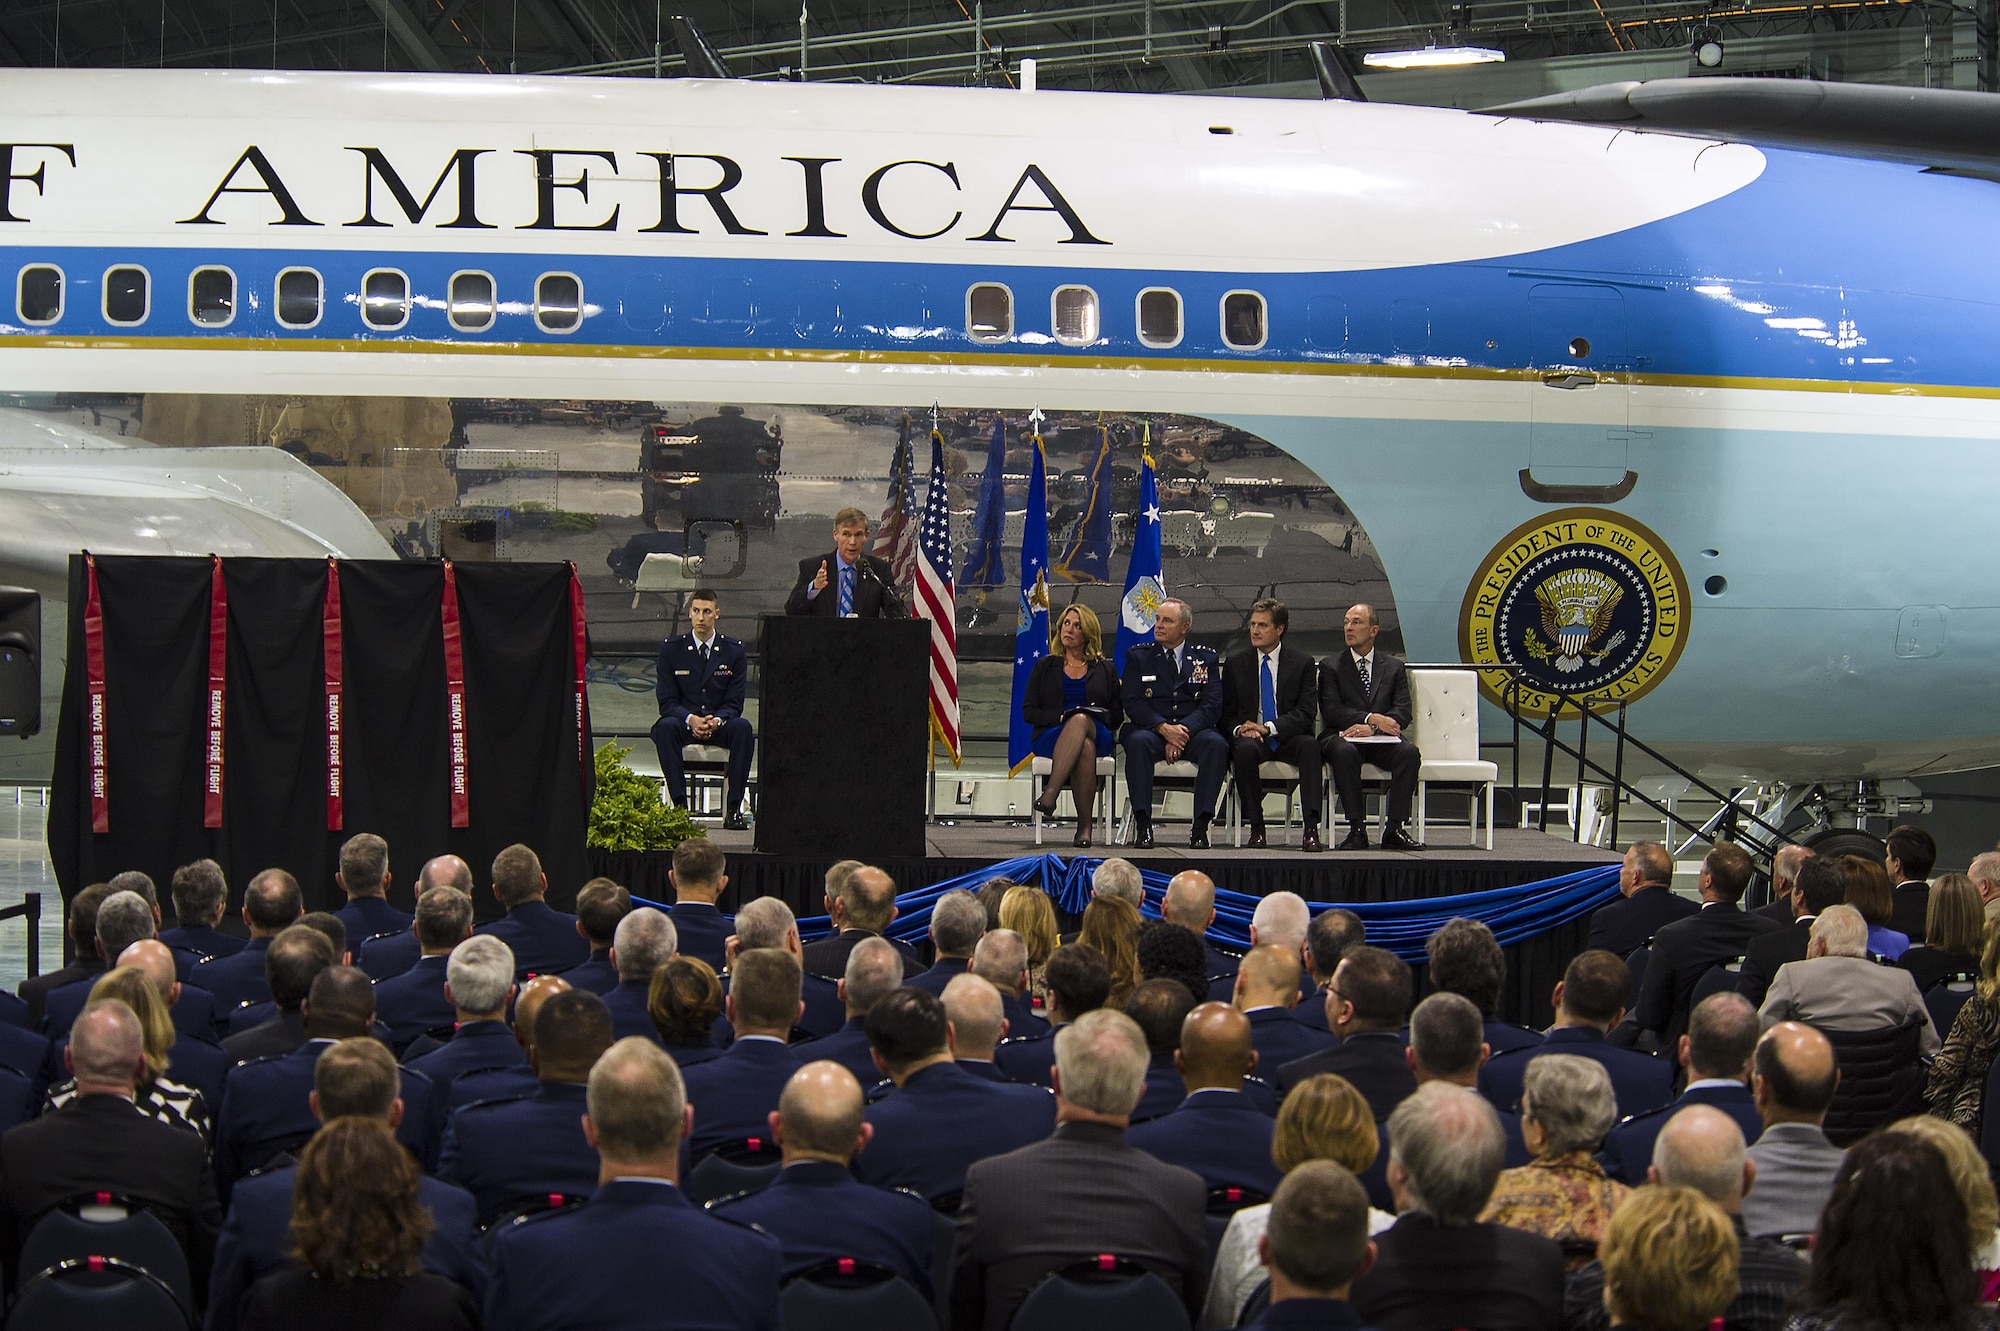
[50,557,591,930]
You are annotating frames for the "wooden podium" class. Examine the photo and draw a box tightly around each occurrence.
[755,615,929,859]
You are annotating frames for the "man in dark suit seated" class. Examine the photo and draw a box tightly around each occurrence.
[207,1037,484,1331]
[474,844,590,980]
[359,855,474,982]
[222,925,336,1062]
[908,889,985,997]
[1223,598,1326,852]
[1603,991,1764,1185]
[1129,1002,1281,1193]
[995,942,1111,1087]
[1242,1161,1383,1330]
[331,832,414,952]
[439,988,612,1226]
[1276,946,1417,1120]
[484,1037,784,1331]
[801,864,926,979]
[1478,949,1673,1120]
[784,505,907,619]
[1585,841,1698,961]
[375,887,475,1052]
[651,592,756,829]
[1425,917,1541,1054]
[1120,599,1227,850]
[664,837,737,968]
[0,1001,222,1294]
[600,907,678,1045]
[804,937,905,1089]
[714,1060,938,1291]
[1736,856,1846,1007]
[969,930,1050,1041]
[1126,978,1201,1123]
[1752,844,1814,925]
[18,882,115,1030]
[951,1008,1209,1331]
[855,985,1055,1200]
[161,859,245,978]
[403,935,528,1096]
[1293,909,1364,1035]
[1318,603,1423,852]
[1233,945,1336,1072]
[1350,1083,1565,1331]
[938,973,1023,1082]
[192,869,305,1018]
[557,878,628,996]
[729,896,845,1039]
[42,889,188,1039]
[680,948,805,1158]
[1634,842,1782,1051]
[1407,992,1528,1167]
[1886,824,1937,943]
[1164,870,1241,992]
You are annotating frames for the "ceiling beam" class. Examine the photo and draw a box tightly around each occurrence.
[360,0,454,70]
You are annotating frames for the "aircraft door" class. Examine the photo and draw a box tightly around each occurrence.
[1524,285,1639,504]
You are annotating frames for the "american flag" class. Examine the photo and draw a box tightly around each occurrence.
[873,416,919,590]
[916,428,961,763]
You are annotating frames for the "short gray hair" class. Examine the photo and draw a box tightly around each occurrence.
[942,973,1005,1049]
[1092,859,1145,911]
[1053,1008,1149,1116]
[613,907,679,981]
[95,890,157,958]
[1971,851,2000,889]
[1811,904,1869,958]
[587,1036,687,1161]
[844,936,904,1012]
[1158,598,1191,628]
[446,934,515,1015]
[971,929,1029,990]
[1519,1053,1618,1155]
[107,870,157,909]
[1251,891,1310,952]
[1388,1083,1505,1225]
[1408,991,1486,1081]
[930,890,987,957]
[339,833,390,896]
[734,896,797,951]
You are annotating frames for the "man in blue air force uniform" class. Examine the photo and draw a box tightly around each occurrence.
[1120,598,1227,849]
[650,588,754,830]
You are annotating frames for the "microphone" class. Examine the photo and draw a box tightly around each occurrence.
[854,557,907,618]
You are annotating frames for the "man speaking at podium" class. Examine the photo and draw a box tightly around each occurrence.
[785,507,908,619]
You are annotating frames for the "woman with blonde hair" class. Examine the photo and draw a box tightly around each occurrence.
[1597,1186,1737,1331]
[1925,919,2000,1130]
[46,968,209,1140]
[1076,895,1142,1008]
[999,885,1060,1004]
[1900,873,1986,993]
[1020,602,1121,847]
[1883,1115,2000,1294]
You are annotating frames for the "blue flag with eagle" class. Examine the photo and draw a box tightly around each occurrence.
[1007,431,1051,774]
[1114,439,1164,674]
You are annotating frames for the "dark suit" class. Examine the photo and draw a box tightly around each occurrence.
[357,930,420,982]
[334,897,414,948]
[784,550,906,618]
[1221,644,1322,827]
[475,901,590,979]
[1584,885,1700,959]
[1635,902,1782,1047]
[713,1159,937,1294]
[44,977,217,1044]
[801,928,926,981]
[799,1016,883,1089]
[221,1009,307,1063]
[217,1041,442,1191]
[191,938,275,1017]
[208,1162,483,1331]
[1242,1300,1378,1330]
[1127,1088,1281,1194]
[1892,880,1930,944]
[1292,983,1334,1033]
[438,1080,596,1226]
[1276,1030,1416,1121]
[1484,1017,1543,1056]
[907,956,972,997]
[857,1061,1056,1201]
[1350,1211,1565,1331]
[1133,1050,1187,1123]
[1119,640,1228,820]
[1736,915,1814,1008]
[678,1037,800,1158]
[18,957,105,1029]
[1318,649,1420,832]
[1601,1081,1763,1185]
[1477,1025,1673,1120]
[1752,899,1794,926]
[403,1020,528,1099]
[952,1120,1208,1331]
[1246,1005,1337,1074]
[166,1030,230,1114]
[374,954,455,1049]
[668,902,735,974]
[651,633,754,811]
[0,1092,221,1294]
[997,989,1049,1040]
[556,949,618,996]
[485,1179,784,1331]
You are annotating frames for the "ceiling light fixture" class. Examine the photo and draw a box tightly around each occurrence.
[1362,45,1505,69]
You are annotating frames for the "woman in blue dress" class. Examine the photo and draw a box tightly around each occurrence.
[1021,603,1121,847]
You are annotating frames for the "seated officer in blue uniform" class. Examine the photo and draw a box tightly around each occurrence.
[161,859,245,979]
[1119,597,1227,850]
[473,844,590,980]
[650,591,756,830]
[42,891,210,1040]
[602,907,678,1044]
[555,879,627,996]
[446,973,568,1111]
[663,837,735,971]
[1406,992,1530,1170]
[330,832,414,952]
[220,926,336,1064]
[907,890,984,998]
[484,1037,784,1331]
[439,987,613,1226]
[1129,1003,1282,1195]
[727,896,846,1039]
[358,855,475,982]
[402,935,527,1097]
[854,985,1055,1202]
[938,972,1026,1084]
[713,1060,937,1293]
[1478,949,1673,1122]
[374,887,474,1052]
[1234,945,1338,1073]
[1125,979,1201,1123]
[968,932,1050,1041]
[1602,991,1765,1185]
[995,942,1112,1088]
[216,966,441,1195]
[803,936,906,1090]
[206,1037,484,1331]
[679,947,806,1158]
[1240,1161,1379,1330]
[191,869,305,1018]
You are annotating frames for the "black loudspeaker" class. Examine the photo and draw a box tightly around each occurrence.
[0,586,39,738]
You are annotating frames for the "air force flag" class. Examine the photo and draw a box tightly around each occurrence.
[1007,432,1052,774]
[1114,444,1163,674]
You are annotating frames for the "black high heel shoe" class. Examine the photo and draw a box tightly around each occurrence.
[1072,825,1093,849]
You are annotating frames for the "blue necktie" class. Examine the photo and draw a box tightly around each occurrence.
[837,563,854,617]
[1260,654,1280,751]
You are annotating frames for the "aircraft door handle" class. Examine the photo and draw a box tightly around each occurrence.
[1541,372,1599,389]
[1518,469,1639,504]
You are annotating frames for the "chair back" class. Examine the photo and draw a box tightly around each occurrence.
[1622,944,1653,1008]
[1408,668,1482,761]
[1008,1255,1192,1331]
[686,1154,781,1206]
[6,1256,190,1331]
[1926,973,1980,1040]
[781,1259,938,1331]
[19,1197,192,1313]
[1205,1186,1270,1216]
[1818,1018,1927,1146]
[481,1192,590,1234]
[929,1208,959,1324]
[1235,1276,1273,1326]
[1690,957,1747,1006]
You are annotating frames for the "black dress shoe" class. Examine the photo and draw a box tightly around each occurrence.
[1133,816,1155,850]
[1301,829,1325,853]
[724,811,751,831]
[1072,827,1093,849]
[1381,827,1426,852]
[1336,828,1370,851]
[1245,825,1268,849]
[1190,816,1212,851]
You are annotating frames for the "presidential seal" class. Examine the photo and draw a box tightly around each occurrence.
[1458,508,1688,719]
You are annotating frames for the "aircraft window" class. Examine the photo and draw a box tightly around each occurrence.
[1223,290,1266,350]
[103,266,149,326]
[1052,286,1099,346]
[362,269,410,330]
[190,267,236,327]
[276,269,322,329]
[535,273,582,333]
[1569,336,1592,359]
[449,271,496,332]
[1138,288,1182,348]
[17,266,61,325]
[967,284,1012,342]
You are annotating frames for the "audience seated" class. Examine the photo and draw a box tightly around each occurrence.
[1481,950,1673,1120]
[1426,917,1541,1054]
[472,845,589,979]
[679,948,804,1158]
[1164,869,1242,993]
[1737,855,1848,1007]
[445,973,563,1111]
[162,859,246,976]
[438,988,612,1226]
[1603,991,1763,1184]
[854,986,1055,1201]
[402,936,527,1094]
[359,857,473,982]
[330,833,414,954]
[374,887,475,1052]
[1886,824,1937,942]
[1276,945,1417,1119]
[19,882,115,1028]
[487,1037,783,1329]
[1213,892,1312,1004]
[994,942,1110,1086]
[648,956,725,1069]
[939,973,1014,1081]
[556,878,628,995]
[1137,917,1215,1012]
[907,889,985,996]
[1898,871,1984,993]
[802,864,925,978]
[1238,1161,1379,1330]
[1590,1184,1737,1331]
[1349,1083,1566,1331]
[1880,1115,2000,1293]
[968,929,1049,1041]
[222,925,335,1062]
[1123,977,1201,1121]
[1406,992,1528,1167]
[712,1060,937,1292]
[45,965,210,1140]
[951,1008,1209,1331]
[728,895,843,1038]
[1928,911,2000,1129]
[1077,895,1144,1008]
[1757,904,1939,1053]
[805,936,906,1087]
[1633,843,1779,1049]
[1583,841,1697,961]
[1235,943,1336,1069]
[1294,908,1363,1034]
[973,874,1014,933]
[211,1038,483,1331]
[1130,1002,1278,1192]
[41,888,170,1037]
[192,870,305,1017]
[1740,1021,1844,1239]
[998,884,1060,1004]
[1478,1053,1627,1269]
[664,837,735,971]
[1753,844,1814,926]
[1840,853,1910,961]
[600,907,678,1043]
[118,939,230,1116]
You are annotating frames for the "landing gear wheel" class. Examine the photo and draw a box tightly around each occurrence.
[1802,828,1887,862]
